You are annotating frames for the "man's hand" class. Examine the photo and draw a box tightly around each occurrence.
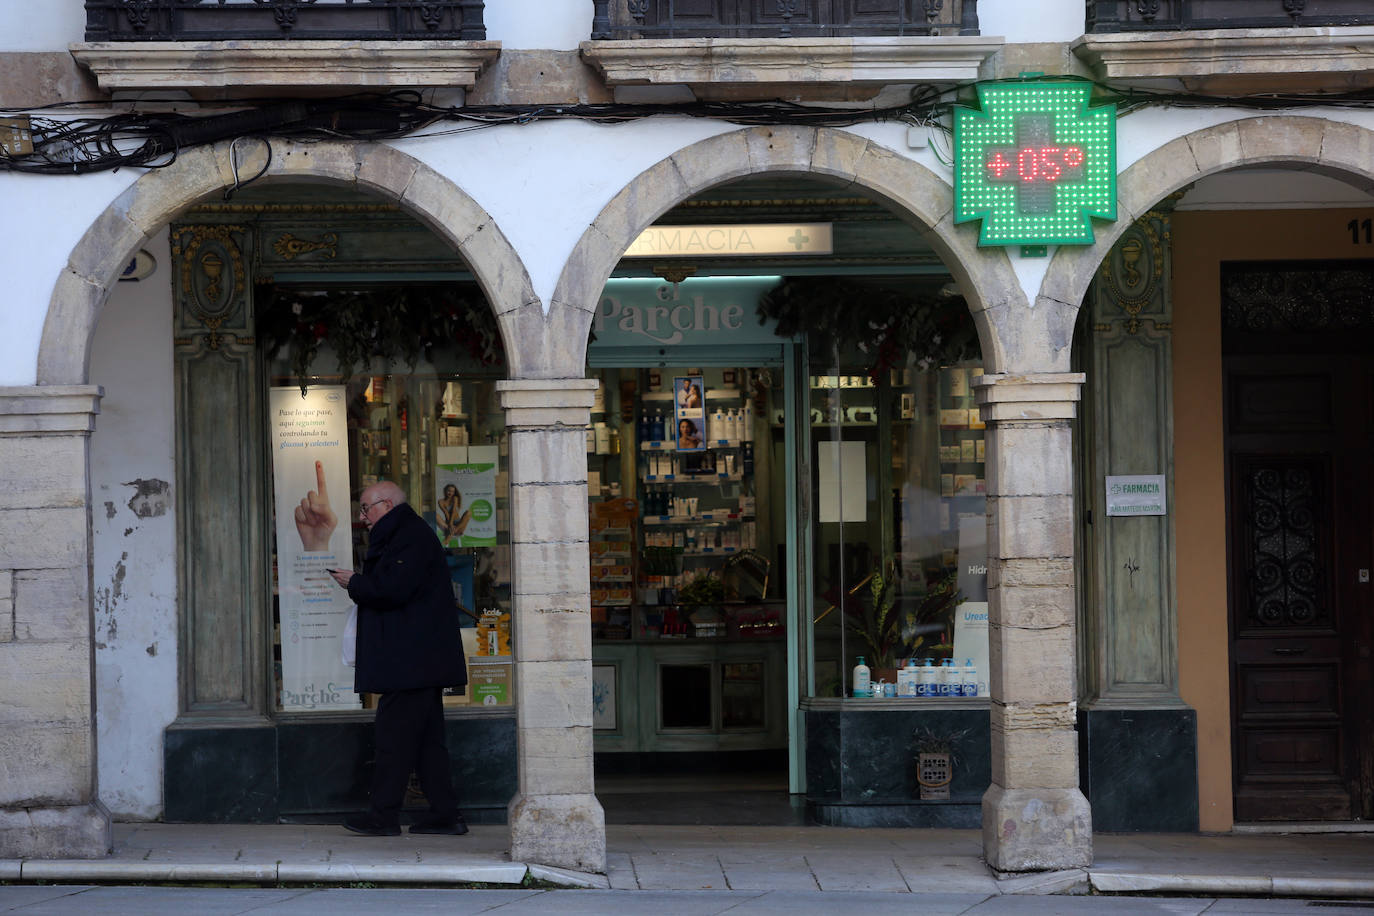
[329,568,354,588]
[294,460,338,551]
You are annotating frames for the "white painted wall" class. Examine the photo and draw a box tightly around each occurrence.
[88,229,179,820]
[484,0,591,49]
[977,0,1083,42]
[0,0,84,51]
[0,169,137,386]
[401,116,736,309]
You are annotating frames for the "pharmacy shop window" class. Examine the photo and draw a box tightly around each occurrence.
[259,285,511,713]
[783,278,989,701]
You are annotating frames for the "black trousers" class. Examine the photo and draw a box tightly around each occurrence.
[368,686,459,826]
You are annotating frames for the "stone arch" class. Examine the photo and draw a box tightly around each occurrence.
[1040,115,1374,353]
[549,125,1025,375]
[36,138,542,383]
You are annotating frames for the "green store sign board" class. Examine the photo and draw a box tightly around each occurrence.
[953,81,1117,247]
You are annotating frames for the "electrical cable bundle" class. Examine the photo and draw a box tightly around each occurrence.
[3,80,1373,177]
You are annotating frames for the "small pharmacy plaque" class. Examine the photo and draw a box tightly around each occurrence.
[1106,475,1166,516]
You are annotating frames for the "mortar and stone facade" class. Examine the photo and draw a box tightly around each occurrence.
[2,0,1373,877]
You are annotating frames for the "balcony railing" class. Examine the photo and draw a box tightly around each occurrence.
[84,0,486,42]
[1086,0,1374,32]
[590,0,979,39]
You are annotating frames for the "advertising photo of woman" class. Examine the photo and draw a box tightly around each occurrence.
[677,417,704,450]
[438,483,472,542]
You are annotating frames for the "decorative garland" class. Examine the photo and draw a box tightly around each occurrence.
[757,277,979,379]
[257,285,502,393]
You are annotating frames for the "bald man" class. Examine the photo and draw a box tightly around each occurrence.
[330,480,468,836]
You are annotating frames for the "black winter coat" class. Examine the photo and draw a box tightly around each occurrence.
[346,501,467,694]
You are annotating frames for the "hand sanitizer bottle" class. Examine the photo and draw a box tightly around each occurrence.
[940,658,957,697]
[897,660,919,697]
[916,658,937,697]
[852,656,871,698]
[962,658,979,698]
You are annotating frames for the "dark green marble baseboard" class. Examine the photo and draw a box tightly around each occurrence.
[163,715,517,824]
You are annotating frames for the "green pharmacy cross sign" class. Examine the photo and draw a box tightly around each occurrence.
[954,82,1117,247]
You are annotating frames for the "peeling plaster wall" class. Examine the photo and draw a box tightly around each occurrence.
[88,228,178,820]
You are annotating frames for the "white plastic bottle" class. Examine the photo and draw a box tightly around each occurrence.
[940,658,958,697]
[897,660,918,697]
[961,658,979,698]
[852,656,872,698]
[916,658,937,698]
[742,402,753,441]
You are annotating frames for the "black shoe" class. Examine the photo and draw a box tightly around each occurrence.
[343,814,401,837]
[410,815,469,836]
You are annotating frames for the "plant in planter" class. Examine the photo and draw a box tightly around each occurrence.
[841,565,961,679]
[756,277,979,382]
[677,572,724,607]
[257,284,501,394]
[914,726,972,801]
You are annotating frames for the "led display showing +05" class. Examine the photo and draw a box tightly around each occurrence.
[953,82,1117,247]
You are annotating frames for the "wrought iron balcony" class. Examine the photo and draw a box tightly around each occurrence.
[1087,0,1374,32]
[84,0,487,42]
[590,0,979,39]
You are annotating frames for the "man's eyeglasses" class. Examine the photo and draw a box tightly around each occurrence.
[359,498,390,518]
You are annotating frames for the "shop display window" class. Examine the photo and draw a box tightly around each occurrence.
[262,289,511,714]
[588,366,786,645]
[807,356,989,700]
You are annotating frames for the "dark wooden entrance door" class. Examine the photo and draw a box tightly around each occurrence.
[1223,263,1374,823]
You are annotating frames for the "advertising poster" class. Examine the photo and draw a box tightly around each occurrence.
[436,445,498,547]
[269,385,360,711]
[951,513,990,698]
[673,375,706,451]
[818,440,867,523]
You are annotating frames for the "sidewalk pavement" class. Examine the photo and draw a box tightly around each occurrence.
[3,823,1373,900]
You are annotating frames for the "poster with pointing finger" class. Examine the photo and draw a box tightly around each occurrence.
[270,385,360,711]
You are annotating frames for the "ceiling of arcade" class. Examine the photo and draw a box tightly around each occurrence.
[180,165,1374,310]
[184,174,949,283]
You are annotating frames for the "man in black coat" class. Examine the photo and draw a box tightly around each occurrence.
[329,480,468,836]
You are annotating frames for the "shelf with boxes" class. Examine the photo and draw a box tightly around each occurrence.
[936,366,986,503]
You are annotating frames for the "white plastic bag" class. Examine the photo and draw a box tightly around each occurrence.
[341,604,358,667]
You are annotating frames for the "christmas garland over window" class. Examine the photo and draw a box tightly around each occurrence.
[257,284,502,393]
[756,278,979,378]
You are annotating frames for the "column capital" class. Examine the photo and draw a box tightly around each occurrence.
[973,372,1084,423]
[497,378,598,428]
[0,386,104,435]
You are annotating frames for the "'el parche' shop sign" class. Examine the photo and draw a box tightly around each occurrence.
[594,277,786,348]
[953,81,1117,247]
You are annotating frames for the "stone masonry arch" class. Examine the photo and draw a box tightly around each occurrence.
[1039,116,1374,351]
[508,125,1102,875]
[9,138,542,862]
[36,138,541,384]
[549,125,1026,376]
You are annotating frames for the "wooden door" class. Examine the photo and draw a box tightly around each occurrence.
[1225,354,1373,821]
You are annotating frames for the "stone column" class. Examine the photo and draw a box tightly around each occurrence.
[497,378,605,874]
[0,386,111,858]
[975,372,1091,872]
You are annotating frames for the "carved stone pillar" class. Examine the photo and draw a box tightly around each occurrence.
[498,377,605,874]
[0,385,112,857]
[975,371,1092,872]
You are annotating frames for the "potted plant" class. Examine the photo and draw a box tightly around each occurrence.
[677,572,726,637]
[842,565,960,682]
[914,726,971,801]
